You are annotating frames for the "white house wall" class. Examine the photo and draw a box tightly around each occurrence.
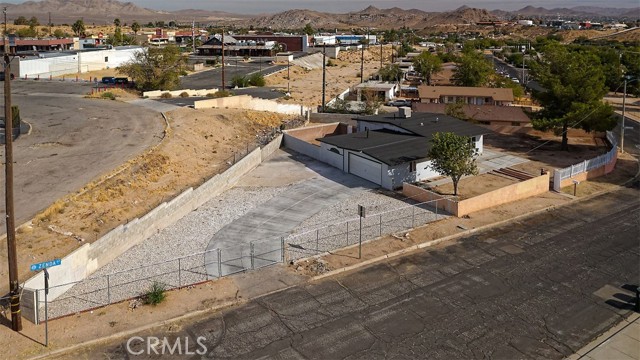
[18,48,142,78]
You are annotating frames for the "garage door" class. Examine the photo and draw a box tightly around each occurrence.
[348,153,382,185]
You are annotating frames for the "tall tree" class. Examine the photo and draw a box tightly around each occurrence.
[131,21,141,35]
[302,23,314,36]
[412,51,442,85]
[117,45,186,91]
[530,44,616,151]
[428,132,479,196]
[72,19,85,36]
[13,16,28,25]
[113,18,121,27]
[451,49,494,87]
[378,64,402,82]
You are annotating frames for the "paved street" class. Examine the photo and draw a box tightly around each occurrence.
[77,186,639,359]
[0,80,165,231]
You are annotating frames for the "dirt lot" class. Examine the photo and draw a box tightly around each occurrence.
[266,45,395,107]
[3,106,293,293]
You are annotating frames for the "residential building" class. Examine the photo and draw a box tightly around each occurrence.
[417,85,514,106]
[413,103,530,127]
[313,110,486,189]
[355,82,398,102]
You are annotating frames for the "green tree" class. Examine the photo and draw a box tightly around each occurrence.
[13,16,28,26]
[412,51,442,85]
[28,16,39,27]
[427,132,479,196]
[72,19,85,36]
[451,49,494,87]
[530,44,616,151]
[117,45,186,91]
[378,64,402,82]
[53,29,65,38]
[302,23,314,36]
[248,72,265,87]
[131,21,141,35]
[113,18,121,27]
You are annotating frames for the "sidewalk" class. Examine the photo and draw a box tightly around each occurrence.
[568,313,640,360]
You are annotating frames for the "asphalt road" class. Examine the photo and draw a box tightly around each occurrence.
[492,56,544,93]
[0,80,165,232]
[82,186,639,359]
[179,60,287,91]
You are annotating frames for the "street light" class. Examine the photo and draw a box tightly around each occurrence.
[620,76,638,153]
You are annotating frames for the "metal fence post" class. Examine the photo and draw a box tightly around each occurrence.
[35,289,40,325]
[412,206,415,228]
[281,237,285,263]
[217,248,222,278]
[107,275,111,305]
[346,221,349,245]
[178,258,182,288]
[250,242,255,270]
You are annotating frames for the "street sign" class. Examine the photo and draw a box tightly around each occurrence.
[30,259,61,272]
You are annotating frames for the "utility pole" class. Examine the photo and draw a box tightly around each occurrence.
[322,45,326,112]
[380,38,383,70]
[621,77,627,153]
[4,6,22,332]
[287,57,290,95]
[221,28,225,90]
[360,33,365,83]
[191,20,195,55]
[48,12,52,37]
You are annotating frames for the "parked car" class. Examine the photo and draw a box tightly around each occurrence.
[387,99,412,107]
[0,72,15,81]
[101,76,116,84]
[114,77,129,85]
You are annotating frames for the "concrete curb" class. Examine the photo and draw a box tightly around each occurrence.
[567,312,640,360]
[28,299,242,360]
[23,156,640,359]
[312,174,639,282]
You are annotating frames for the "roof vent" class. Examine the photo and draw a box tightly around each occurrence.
[399,107,411,119]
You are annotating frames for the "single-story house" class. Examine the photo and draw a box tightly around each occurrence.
[315,109,487,189]
[355,82,398,102]
[413,103,530,127]
[417,85,514,106]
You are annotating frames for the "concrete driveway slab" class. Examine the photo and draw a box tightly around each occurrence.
[205,151,375,277]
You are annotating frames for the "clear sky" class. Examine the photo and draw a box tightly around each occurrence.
[1,0,638,13]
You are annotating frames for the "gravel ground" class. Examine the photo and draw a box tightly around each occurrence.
[44,170,446,319]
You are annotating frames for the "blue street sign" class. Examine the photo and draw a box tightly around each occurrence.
[30,259,61,272]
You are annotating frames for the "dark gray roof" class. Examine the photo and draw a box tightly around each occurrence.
[352,112,488,138]
[318,112,488,166]
[318,130,430,166]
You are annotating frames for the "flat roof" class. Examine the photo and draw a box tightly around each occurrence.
[413,103,530,123]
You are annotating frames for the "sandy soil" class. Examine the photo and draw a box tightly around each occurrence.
[2,107,292,293]
[266,46,395,107]
[431,172,519,199]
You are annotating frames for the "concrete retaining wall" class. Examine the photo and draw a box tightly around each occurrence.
[402,173,550,217]
[143,88,219,98]
[309,113,356,126]
[194,95,312,116]
[21,136,282,324]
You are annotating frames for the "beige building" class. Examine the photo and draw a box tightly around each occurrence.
[417,86,514,106]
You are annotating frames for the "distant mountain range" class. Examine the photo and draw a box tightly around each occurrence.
[0,0,636,28]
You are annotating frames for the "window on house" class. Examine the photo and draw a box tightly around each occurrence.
[447,96,454,103]
[410,161,417,172]
[511,122,520,126]
[105,56,108,62]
